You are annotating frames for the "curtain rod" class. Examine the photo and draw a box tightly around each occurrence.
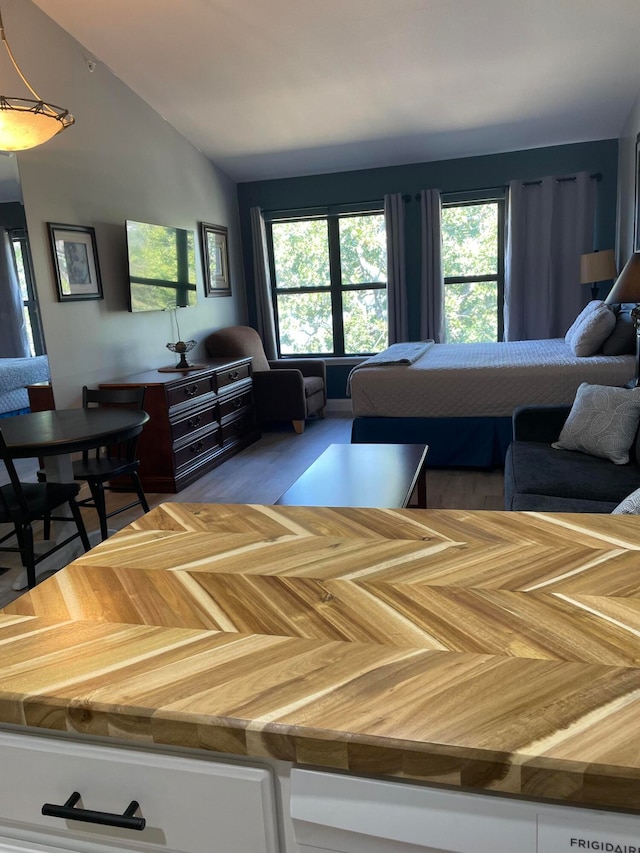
[263,172,603,213]
[404,173,601,201]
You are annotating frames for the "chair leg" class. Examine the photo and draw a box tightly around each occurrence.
[88,480,109,541]
[68,499,91,552]
[43,510,51,541]
[131,471,150,513]
[19,522,36,590]
[292,420,305,434]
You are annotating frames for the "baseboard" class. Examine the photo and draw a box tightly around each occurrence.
[326,398,353,414]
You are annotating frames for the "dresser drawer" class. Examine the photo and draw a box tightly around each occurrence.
[0,730,279,853]
[221,413,253,446]
[166,376,213,409]
[174,428,221,470]
[219,388,252,421]
[170,403,219,443]
[214,362,251,392]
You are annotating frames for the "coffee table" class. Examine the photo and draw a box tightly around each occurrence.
[275,443,428,508]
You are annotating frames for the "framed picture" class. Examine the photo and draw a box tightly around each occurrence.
[200,222,231,297]
[48,223,103,302]
[635,132,640,253]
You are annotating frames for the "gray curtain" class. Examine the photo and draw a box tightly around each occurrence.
[419,189,444,342]
[0,227,29,358]
[249,206,277,359]
[504,172,596,341]
[384,193,408,344]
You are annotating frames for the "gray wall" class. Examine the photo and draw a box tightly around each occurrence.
[12,0,245,407]
[617,89,640,265]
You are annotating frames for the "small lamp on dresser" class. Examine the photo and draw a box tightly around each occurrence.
[605,253,640,387]
[580,249,617,299]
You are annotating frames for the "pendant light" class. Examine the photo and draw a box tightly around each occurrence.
[0,6,74,152]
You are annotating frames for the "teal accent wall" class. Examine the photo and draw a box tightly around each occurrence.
[237,139,619,398]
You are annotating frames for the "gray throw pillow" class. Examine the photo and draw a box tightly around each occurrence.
[612,486,640,514]
[552,382,640,464]
[565,300,601,348]
[569,303,616,356]
[601,304,636,355]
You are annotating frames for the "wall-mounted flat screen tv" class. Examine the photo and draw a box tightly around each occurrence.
[126,220,197,312]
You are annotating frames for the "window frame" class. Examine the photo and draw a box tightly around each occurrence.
[9,227,46,356]
[264,202,387,358]
[441,194,506,343]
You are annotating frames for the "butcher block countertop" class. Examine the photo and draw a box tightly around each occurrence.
[3,503,640,811]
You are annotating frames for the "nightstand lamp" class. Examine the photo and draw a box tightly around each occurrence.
[580,249,617,299]
[605,253,640,387]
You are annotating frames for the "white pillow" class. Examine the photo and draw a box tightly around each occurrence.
[565,300,602,347]
[569,303,616,357]
[552,382,640,464]
[612,486,640,514]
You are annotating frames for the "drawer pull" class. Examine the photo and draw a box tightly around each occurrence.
[42,791,146,831]
[232,397,243,410]
[185,383,199,397]
[188,414,202,428]
[228,369,240,381]
[190,440,204,454]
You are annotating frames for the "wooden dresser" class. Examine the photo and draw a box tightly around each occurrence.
[100,358,260,493]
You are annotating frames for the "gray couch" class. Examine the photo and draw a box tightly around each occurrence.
[0,356,49,417]
[504,404,640,512]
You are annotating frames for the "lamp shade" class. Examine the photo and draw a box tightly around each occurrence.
[580,249,617,284]
[605,253,640,304]
[0,97,73,151]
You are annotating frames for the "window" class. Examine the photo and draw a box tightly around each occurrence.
[9,229,45,356]
[266,208,388,357]
[441,199,505,343]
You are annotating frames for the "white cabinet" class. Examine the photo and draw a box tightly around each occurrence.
[0,730,280,853]
[290,768,640,853]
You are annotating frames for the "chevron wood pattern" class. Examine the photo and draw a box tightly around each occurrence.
[3,503,640,810]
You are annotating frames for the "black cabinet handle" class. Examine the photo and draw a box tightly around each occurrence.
[42,791,146,831]
[228,369,240,381]
[190,440,204,454]
[188,414,202,428]
[232,397,243,409]
[185,383,199,397]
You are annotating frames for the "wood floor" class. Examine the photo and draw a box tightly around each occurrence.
[0,414,504,605]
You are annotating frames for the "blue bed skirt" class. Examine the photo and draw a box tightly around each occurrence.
[351,416,512,468]
[0,407,29,419]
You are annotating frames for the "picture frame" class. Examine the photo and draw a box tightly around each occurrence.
[48,223,103,302]
[200,222,231,297]
[635,132,640,253]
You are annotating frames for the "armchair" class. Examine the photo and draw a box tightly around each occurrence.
[204,326,326,434]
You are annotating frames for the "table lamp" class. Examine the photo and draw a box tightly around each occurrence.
[580,249,617,299]
[605,253,640,387]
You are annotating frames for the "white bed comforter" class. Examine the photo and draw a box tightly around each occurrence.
[350,339,635,419]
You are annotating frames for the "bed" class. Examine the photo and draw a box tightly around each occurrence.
[0,356,50,418]
[349,339,635,467]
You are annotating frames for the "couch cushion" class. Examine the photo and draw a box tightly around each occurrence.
[506,441,640,504]
[510,492,618,513]
[303,376,324,397]
[552,382,640,464]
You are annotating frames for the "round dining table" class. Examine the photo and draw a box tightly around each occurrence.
[0,408,150,463]
[0,408,150,590]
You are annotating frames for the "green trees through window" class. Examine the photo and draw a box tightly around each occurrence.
[268,211,388,356]
[441,200,504,343]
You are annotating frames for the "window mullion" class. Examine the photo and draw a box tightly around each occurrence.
[327,216,344,356]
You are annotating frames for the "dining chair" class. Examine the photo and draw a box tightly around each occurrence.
[73,386,150,541]
[0,431,91,590]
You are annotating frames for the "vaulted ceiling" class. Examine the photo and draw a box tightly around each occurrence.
[32,0,640,182]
